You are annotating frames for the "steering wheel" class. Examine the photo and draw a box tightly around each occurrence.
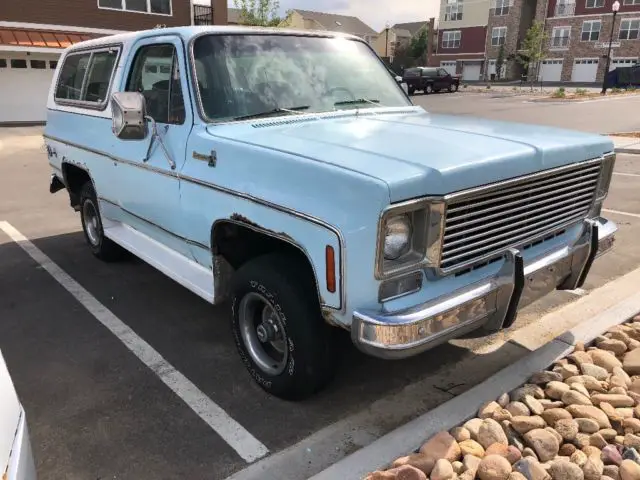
[322,86,356,102]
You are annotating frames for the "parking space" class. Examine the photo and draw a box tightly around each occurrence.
[1,97,640,479]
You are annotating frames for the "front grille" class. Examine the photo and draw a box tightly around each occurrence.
[440,159,602,271]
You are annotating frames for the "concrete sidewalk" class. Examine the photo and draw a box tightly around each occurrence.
[611,135,640,154]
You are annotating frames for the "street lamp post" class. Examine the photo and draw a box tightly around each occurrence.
[601,0,621,94]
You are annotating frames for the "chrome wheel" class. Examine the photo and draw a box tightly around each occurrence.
[82,199,101,247]
[238,292,288,375]
[426,85,433,94]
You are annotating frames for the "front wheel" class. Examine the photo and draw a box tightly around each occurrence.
[449,83,459,92]
[79,181,127,261]
[231,253,339,400]
[425,84,433,94]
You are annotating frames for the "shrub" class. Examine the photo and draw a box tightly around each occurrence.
[552,87,566,98]
[575,88,588,96]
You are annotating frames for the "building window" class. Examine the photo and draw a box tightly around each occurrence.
[581,20,601,41]
[551,26,571,47]
[98,0,172,15]
[30,60,47,69]
[49,60,58,69]
[586,0,605,7]
[623,0,640,5]
[491,26,507,46]
[554,0,576,16]
[0,59,6,68]
[492,0,511,15]
[619,19,640,40]
[445,0,464,21]
[10,59,27,68]
[442,30,461,48]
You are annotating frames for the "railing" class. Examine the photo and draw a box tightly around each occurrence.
[554,2,575,16]
[194,4,212,25]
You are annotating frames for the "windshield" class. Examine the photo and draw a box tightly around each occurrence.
[192,34,412,122]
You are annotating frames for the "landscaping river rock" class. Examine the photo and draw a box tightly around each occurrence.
[364,316,640,480]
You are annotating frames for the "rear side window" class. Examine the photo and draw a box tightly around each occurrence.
[55,47,120,108]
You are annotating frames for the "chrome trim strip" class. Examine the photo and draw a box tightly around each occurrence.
[44,133,346,311]
[98,196,209,251]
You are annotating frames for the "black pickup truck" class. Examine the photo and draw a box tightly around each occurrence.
[402,66,460,95]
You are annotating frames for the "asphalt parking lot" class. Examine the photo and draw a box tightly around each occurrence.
[1,94,640,480]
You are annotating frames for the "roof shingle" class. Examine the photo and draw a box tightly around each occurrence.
[390,21,430,37]
[291,9,377,36]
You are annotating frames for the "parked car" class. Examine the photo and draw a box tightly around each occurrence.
[44,26,617,400]
[604,62,640,91]
[402,66,460,95]
[1,349,37,480]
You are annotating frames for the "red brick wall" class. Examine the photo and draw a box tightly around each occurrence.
[0,0,192,30]
[436,26,487,54]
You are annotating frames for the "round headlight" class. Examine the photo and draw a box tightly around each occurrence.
[384,215,412,260]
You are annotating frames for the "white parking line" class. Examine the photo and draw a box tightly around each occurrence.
[614,172,640,178]
[0,221,269,463]
[603,208,640,219]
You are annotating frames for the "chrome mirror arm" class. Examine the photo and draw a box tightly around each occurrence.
[143,115,176,170]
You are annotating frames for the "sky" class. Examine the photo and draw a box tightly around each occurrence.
[193,0,440,32]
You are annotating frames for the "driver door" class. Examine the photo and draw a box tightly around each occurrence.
[109,36,192,258]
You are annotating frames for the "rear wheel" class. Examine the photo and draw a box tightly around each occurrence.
[231,253,339,400]
[408,86,415,95]
[425,84,433,94]
[79,181,127,261]
[449,83,459,92]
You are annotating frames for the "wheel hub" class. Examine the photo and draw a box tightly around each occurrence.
[256,320,278,343]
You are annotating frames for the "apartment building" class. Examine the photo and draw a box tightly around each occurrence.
[541,0,640,82]
[0,0,193,124]
[430,0,490,80]
[431,0,639,82]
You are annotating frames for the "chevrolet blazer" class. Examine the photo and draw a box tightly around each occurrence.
[44,25,617,400]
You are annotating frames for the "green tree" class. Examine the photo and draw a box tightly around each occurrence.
[409,27,428,61]
[495,44,505,79]
[233,0,286,27]
[517,20,549,89]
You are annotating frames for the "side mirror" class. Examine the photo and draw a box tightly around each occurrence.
[401,82,409,95]
[111,91,147,140]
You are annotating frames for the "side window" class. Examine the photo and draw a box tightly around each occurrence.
[438,68,449,77]
[126,44,185,125]
[55,52,91,100]
[55,48,119,106]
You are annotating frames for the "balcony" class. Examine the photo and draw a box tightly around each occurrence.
[554,2,575,16]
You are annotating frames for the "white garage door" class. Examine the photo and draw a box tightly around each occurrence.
[462,62,481,81]
[0,53,59,123]
[441,61,457,76]
[538,59,563,82]
[610,57,639,71]
[571,58,598,82]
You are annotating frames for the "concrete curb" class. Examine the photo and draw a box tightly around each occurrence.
[309,293,640,480]
[615,147,640,155]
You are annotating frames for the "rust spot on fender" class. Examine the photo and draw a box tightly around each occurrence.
[230,213,262,229]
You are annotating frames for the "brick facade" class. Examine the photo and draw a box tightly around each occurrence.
[430,26,488,77]
[0,0,192,31]
[545,12,640,82]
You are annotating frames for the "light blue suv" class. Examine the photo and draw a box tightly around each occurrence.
[44,25,617,400]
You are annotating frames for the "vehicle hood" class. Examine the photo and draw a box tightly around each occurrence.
[207,108,614,202]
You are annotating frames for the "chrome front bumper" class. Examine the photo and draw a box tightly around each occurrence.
[352,217,617,359]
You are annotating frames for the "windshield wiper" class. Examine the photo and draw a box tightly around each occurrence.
[334,98,381,107]
[234,106,310,121]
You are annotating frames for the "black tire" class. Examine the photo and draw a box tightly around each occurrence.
[79,181,127,262]
[231,252,339,400]
[408,87,415,95]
